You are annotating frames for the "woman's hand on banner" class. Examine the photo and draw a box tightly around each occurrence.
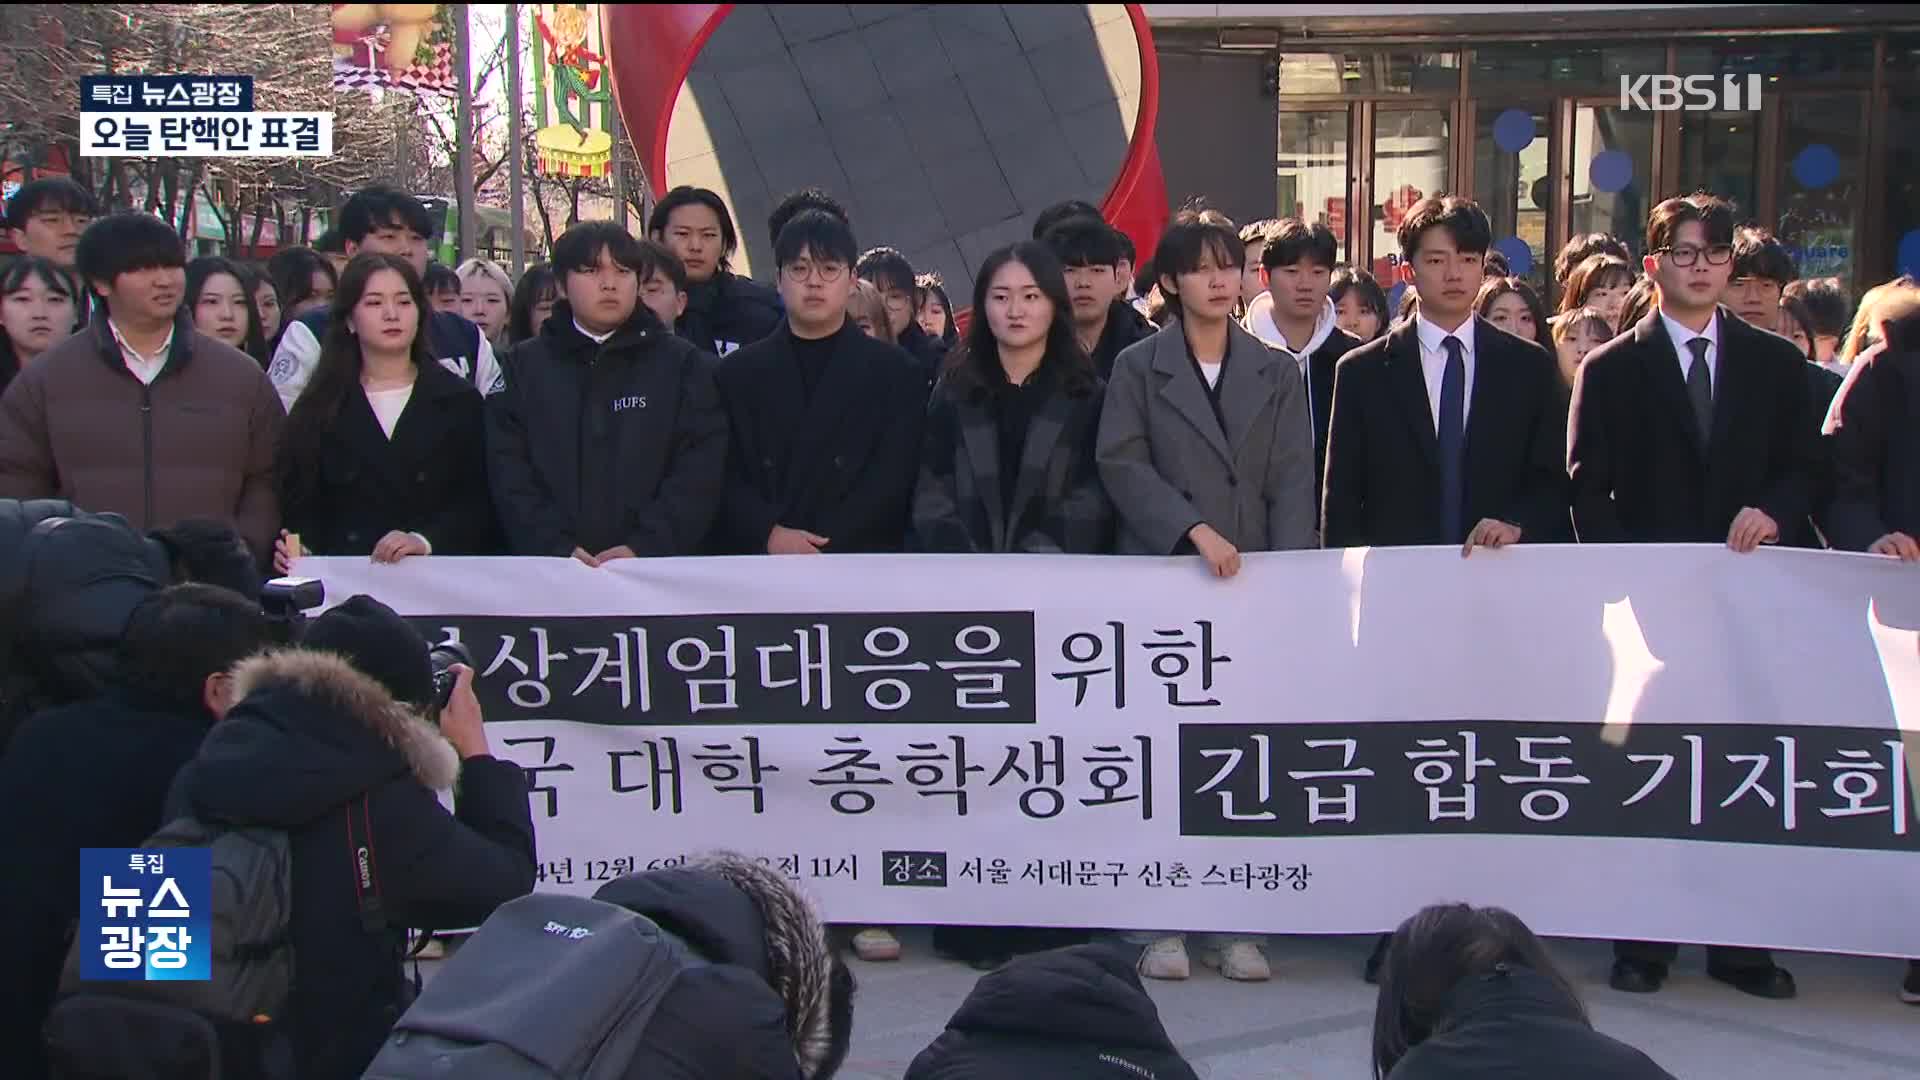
[1189,524,1242,579]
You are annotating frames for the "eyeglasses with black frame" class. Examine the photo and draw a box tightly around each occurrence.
[1652,243,1735,267]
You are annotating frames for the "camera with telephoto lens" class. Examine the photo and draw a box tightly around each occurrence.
[428,641,474,713]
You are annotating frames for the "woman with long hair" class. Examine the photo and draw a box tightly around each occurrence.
[271,253,499,572]
[1557,253,1636,333]
[1372,904,1675,1080]
[243,263,283,349]
[915,272,958,349]
[507,262,560,347]
[185,256,269,365]
[267,246,339,324]
[0,257,78,397]
[1474,276,1552,353]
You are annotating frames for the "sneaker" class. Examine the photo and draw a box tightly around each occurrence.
[1214,940,1271,982]
[1902,961,1920,1005]
[1138,935,1191,981]
[852,928,901,962]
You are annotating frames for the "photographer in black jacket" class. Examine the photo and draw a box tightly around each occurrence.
[487,222,729,563]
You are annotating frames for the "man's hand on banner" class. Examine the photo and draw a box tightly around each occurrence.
[1727,507,1780,553]
[768,526,830,556]
[1869,531,1920,561]
[1463,518,1522,556]
[595,546,637,563]
[571,547,602,568]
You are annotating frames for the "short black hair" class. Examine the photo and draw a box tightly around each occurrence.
[313,228,346,255]
[74,212,185,295]
[338,184,436,244]
[1397,195,1493,262]
[648,186,739,266]
[116,583,269,714]
[1646,192,1736,254]
[1152,208,1243,286]
[775,210,858,270]
[1115,229,1136,265]
[552,220,658,278]
[642,238,689,293]
[1554,232,1630,286]
[1732,225,1798,286]
[768,187,848,251]
[1032,199,1103,241]
[1043,218,1123,269]
[422,262,461,296]
[1261,219,1338,271]
[856,247,916,295]
[149,518,264,604]
[1789,276,1853,338]
[4,177,97,230]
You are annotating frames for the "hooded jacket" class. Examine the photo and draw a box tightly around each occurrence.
[591,855,846,1080]
[1386,965,1676,1080]
[1243,293,1357,500]
[677,270,784,358]
[170,650,537,1080]
[906,943,1199,1080]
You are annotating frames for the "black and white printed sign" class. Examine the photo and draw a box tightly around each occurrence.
[303,545,1920,957]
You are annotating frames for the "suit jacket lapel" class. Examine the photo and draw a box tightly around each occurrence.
[1151,328,1232,467]
[1705,309,1744,464]
[1218,324,1278,457]
[1463,318,1506,481]
[1385,321,1439,465]
[1006,386,1075,542]
[1638,311,1708,454]
[786,322,863,506]
[954,395,1008,549]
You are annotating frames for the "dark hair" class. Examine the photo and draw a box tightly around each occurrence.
[74,212,185,300]
[769,187,848,251]
[1372,904,1584,1079]
[856,247,916,296]
[1732,225,1798,286]
[1032,199,1103,241]
[1475,276,1551,352]
[1044,218,1124,269]
[1261,219,1338,271]
[0,256,79,393]
[1777,297,1816,361]
[267,246,338,318]
[313,228,346,255]
[1482,249,1511,278]
[422,261,461,297]
[508,262,560,344]
[648,186,739,269]
[645,239,689,293]
[1397,195,1493,262]
[947,241,1094,398]
[1330,268,1390,330]
[775,209,858,270]
[1787,276,1853,339]
[1115,229,1136,266]
[115,583,269,714]
[1554,232,1631,286]
[338,184,436,245]
[148,519,264,604]
[4,176,96,229]
[1152,208,1242,311]
[552,220,658,277]
[1558,254,1636,317]
[915,272,957,347]
[1646,192,1736,254]
[1614,276,1661,338]
[1397,288,1420,321]
[278,254,435,507]
[185,256,268,363]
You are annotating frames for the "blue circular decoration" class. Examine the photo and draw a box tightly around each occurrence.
[1493,236,1534,278]
[1792,144,1840,190]
[1386,280,1408,316]
[1899,229,1920,279]
[1589,150,1634,195]
[1492,108,1535,154]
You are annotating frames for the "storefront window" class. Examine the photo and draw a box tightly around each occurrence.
[1474,104,1551,293]
[1372,109,1450,283]
[1471,44,1664,95]
[1570,105,1655,260]
[1673,37,1875,86]
[1676,110,1760,221]
[1774,95,1863,285]
[1277,109,1351,264]
[1888,93,1920,281]
[1278,52,1458,96]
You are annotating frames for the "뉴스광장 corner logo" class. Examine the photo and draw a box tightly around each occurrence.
[1620,73,1764,112]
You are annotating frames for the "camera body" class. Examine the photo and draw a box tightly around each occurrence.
[428,641,474,711]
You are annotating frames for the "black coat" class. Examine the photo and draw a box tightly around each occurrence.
[913,369,1113,553]
[1570,308,1817,544]
[171,650,536,1080]
[1088,299,1157,381]
[279,358,500,557]
[1322,317,1566,547]
[905,943,1199,1080]
[677,271,784,358]
[1288,325,1359,513]
[0,692,217,1080]
[487,302,729,556]
[899,320,950,387]
[1824,346,1920,550]
[1386,965,1675,1080]
[713,319,927,554]
[1790,361,1846,548]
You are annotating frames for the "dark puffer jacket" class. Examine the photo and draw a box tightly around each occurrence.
[1386,965,1677,1080]
[906,943,1200,1080]
[677,271,784,358]
[170,650,537,1080]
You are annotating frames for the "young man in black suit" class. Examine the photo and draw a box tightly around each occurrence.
[1321,196,1566,554]
[1569,192,1818,1000]
[713,210,926,555]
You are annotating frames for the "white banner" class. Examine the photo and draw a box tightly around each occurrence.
[300,546,1920,957]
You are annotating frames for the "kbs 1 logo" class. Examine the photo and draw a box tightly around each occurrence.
[1619,73,1764,112]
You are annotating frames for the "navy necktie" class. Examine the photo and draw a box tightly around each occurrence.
[1686,336,1713,445]
[1438,335,1467,544]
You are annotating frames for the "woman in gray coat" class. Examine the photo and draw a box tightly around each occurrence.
[1093,209,1317,984]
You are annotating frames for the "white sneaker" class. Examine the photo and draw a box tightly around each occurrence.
[1138,935,1191,980]
[1216,940,1271,982]
[852,928,901,962]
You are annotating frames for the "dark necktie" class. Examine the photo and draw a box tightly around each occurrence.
[1686,336,1713,444]
[1438,335,1467,544]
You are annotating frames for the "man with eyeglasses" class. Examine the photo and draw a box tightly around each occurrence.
[1568,192,1818,1002]
[711,209,926,555]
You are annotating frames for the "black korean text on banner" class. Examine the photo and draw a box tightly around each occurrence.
[1179,721,1916,853]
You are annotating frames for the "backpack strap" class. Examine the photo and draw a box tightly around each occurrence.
[345,793,387,933]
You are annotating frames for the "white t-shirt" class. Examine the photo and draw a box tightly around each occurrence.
[1197,360,1223,389]
[366,384,414,439]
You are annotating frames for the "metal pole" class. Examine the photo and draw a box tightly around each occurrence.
[611,100,629,230]
[454,3,477,262]
[507,2,526,273]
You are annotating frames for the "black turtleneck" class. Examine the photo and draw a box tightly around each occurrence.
[791,327,837,400]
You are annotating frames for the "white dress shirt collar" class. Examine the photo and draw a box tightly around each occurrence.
[1413,314,1476,433]
[574,319,616,345]
[107,318,175,386]
[1660,307,1718,385]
